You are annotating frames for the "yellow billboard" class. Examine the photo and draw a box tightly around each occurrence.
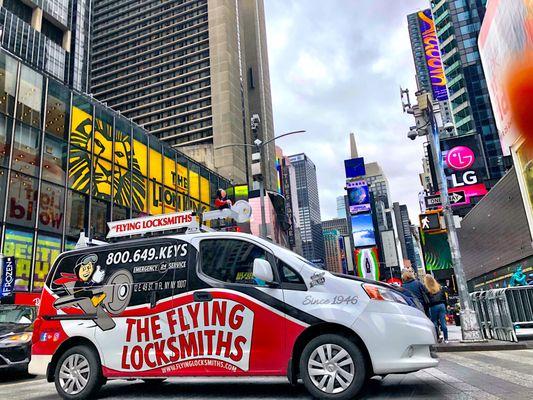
[69,106,210,214]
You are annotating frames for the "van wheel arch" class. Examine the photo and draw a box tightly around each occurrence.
[288,323,373,385]
[47,337,102,383]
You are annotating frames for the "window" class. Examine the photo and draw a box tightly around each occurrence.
[2,227,34,292]
[45,79,70,140]
[66,190,87,237]
[200,239,270,285]
[16,66,43,128]
[33,233,62,292]
[0,114,13,167]
[12,122,41,176]
[39,182,64,235]
[6,173,38,228]
[0,52,18,116]
[42,134,67,184]
[278,260,305,285]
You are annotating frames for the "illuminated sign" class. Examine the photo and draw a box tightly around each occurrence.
[351,213,376,247]
[344,157,366,178]
[421,231,453,271]
[355,247,380,281]
[347,179,371,214]
[446,146,475,171]
[419,212,441,232]
[418,9,448,101]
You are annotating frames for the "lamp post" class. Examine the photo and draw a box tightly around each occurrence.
[401,89,483,342]
[215,130,306,239]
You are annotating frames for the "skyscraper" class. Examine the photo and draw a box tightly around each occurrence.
[336,195,347,219]
[90,0,276,188]
[393,202,418,269]
[288,153,325,262]
[364,162,393,230]
[429,0,506,182]
[0,0,91,91]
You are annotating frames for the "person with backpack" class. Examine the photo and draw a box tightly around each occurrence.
[401,269,430,317]
[424,274,449,343]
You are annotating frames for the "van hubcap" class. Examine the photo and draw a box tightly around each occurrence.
[59,354,90,395]
[308,344,355,394]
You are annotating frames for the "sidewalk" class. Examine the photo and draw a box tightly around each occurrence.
[435,324,533,352]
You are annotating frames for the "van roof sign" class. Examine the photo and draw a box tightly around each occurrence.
[107,211,194,238]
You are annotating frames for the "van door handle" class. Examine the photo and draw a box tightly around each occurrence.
[193,291,213,302]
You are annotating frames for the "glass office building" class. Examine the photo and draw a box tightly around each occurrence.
[0,48,229,296]
[0,0,91,91]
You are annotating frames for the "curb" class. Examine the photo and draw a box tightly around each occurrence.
[436,342,530,352]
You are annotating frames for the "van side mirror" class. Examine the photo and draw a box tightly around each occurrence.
[253,258,275,285]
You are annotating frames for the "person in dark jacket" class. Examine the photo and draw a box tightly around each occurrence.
[401,269,430,316]
[424,274,449,343]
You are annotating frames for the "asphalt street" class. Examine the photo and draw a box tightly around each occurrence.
[2,350,532,399]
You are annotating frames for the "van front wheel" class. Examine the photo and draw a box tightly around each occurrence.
[54,345,102,400]
[299,334,366,400]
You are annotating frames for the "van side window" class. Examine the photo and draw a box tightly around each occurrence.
[200,239,269,285]
[278,261,304,285]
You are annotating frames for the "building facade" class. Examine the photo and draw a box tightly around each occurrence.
[0,0,91,92]
[0,48,229,300]
[393,202,418,269]
[364,161,393,230]
[288,153,325,262]
[322,229,343,274]
[336,195,347,219]
[90,0,276,189]
[430,0,506,182]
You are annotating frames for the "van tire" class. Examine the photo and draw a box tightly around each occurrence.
[299,334,366,400]
[54,345,102,400]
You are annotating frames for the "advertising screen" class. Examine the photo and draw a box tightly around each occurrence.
[417,9,448,101]
[433,134,489,207]
[351,213,376,247]
[347,180,371,214]
[344,157,366,178]
[421,230,453,271]
[354,247,380,281]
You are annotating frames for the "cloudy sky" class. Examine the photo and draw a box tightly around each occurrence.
[264,0,430,222]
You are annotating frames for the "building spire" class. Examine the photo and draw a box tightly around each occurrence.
[350,132,358,158]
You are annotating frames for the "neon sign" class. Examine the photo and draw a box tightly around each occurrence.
[418,9,448,101]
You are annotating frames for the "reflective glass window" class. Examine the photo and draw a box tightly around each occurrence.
[33,233,62,292]
[0,114,13,167]
[0,168,7,219]
[12,123,41,176]
[6,173,38,228]
[149,180,163,215]
[91,198,109,240]
[38,182,64,235]
[149,140,163,183]
[66,190,87,237]
[114,117,131,170]
[2,227,34,292]
[68,148,91,194]
[112,205,129,221]
[45,79,70,140]
[0,52,18,116]
[71,95,93,151]
[132,127,147,176]
[16,66,43,128]
[92,157,112,200]
[42,134,67,184]
[189,163,200,201]
[131,173,148,213]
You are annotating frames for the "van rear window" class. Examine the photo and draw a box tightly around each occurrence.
[49,240,192,309]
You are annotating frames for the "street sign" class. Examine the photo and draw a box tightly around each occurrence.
[419,212,441,232]
[424,194,442,208]
[107,211,194,238]
[449,190,466,206]
[1,256,15,298]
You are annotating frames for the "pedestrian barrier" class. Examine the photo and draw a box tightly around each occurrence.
[470,286,533,342]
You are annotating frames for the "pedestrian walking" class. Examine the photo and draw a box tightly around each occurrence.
[401,269,430,316]
[424,275,449,343]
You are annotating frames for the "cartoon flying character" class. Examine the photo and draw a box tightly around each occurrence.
[73,254,107,307]
[215,189,232,210]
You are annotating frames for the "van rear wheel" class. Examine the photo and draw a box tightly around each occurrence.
[54,345,102,400]
[299,334,366,400]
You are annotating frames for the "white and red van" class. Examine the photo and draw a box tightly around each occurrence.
[29,232,437,400]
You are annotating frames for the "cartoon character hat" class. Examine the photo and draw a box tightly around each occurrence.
[74,254,98,278]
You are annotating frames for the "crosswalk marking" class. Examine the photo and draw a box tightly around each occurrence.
[442,353,533,389]
[474,349,533,366]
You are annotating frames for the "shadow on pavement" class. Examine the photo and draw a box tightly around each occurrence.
[0,370,36,384]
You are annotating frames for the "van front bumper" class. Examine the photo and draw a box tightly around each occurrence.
[28,354,52,376]
[352,301,438,374]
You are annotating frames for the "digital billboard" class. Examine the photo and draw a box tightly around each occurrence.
[346,179,371,214]
[420,230,453,271]
[355,247,380,281]
[432,134,489,207]
[351,213,376,247]
[417,9,448,101]
[344,157,366,178]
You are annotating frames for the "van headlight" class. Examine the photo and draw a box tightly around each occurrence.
[362,283,407,305]
[0,332,32,345]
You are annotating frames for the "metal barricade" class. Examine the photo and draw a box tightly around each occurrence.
[469,287,533,342]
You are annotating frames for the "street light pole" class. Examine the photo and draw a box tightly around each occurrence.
[402,89,483,342]
[215,130,306,239]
